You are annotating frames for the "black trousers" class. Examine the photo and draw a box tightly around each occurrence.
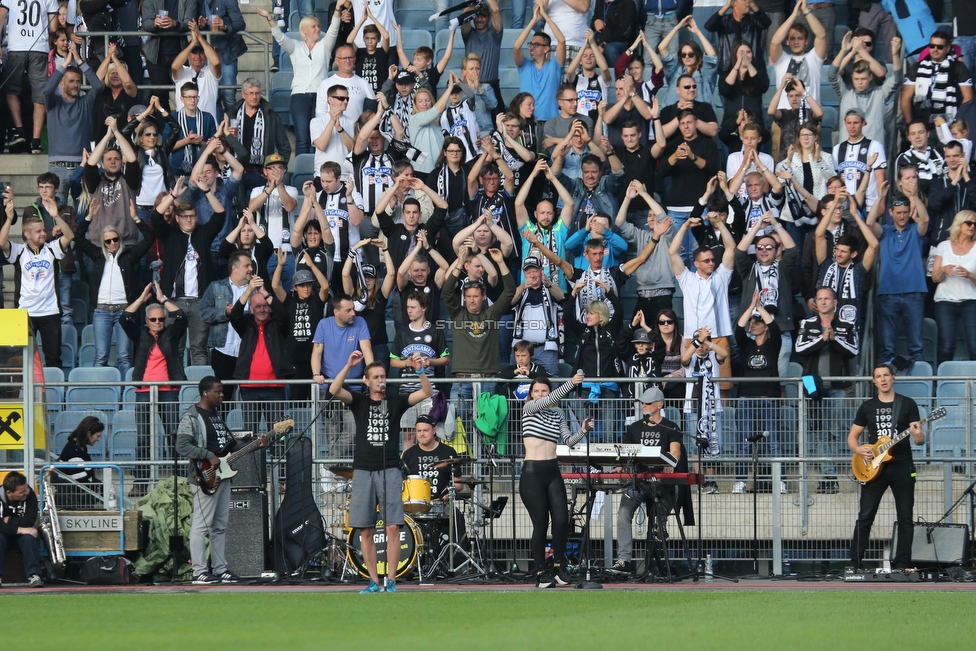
[210,349,238,403]
[851,461,916,568]
[31,314,62,370]
[519,459,569,572]
[634,293,676,325]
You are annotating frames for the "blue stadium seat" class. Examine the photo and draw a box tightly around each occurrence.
[819,81,839,107]
[292,153,317,190]
[499,67,521,107]
[81,324,94,347]
[71,298,89,332]
[402,28,433,53]
[66,367,121,412]
[785,362,804,399]
[395,8,435,31]
[226,408,245,432]
[271,72,294,126]
[180,385,200,410]
[185,366,216,382]
[43,367,64,416]
[59,343,76,372]
[54,409,109,459]
[79,343,95,367]
[62,323,78,348]
[110,411,138,461]
[930,424,969,458]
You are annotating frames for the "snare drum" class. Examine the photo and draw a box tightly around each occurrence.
[346,515,422,579]
[401,475,432,513]
[413,498,448,520]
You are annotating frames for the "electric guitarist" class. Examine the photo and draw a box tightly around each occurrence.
[176,375,268,585]
[847,362,924,571]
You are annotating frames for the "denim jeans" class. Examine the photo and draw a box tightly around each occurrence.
[219,58,239,118]
[734,398,781,480]
[666,208,695,268]
[172,297,210,366]
[957,35,976,77]
[510,0,526,29]
[877,292,925,364]
[49,163,74,207]
[644,14,678,61]
[934,300,976,367]
[59,271,73,322]
[602,42,628,70]
[291,92,317,156]
[93,308,133,379]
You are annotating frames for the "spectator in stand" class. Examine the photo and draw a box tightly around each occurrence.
[612,121,664,228]
[83,118,140,247]
[78,0,124,70]
[0,187,73,369]
[718,41,769,148]
[550,117,611,182]
[902,30,974,131]
[725,122,775,197]
[227,79,291,197]
[171,22,221,121]
[510,254,565,376]
[290,185,336,288]
[615,182,676,321]
[543,83,595,152]
[727,151,785,246]
[424,138,474,255]
[377,181,446,272]
[197,0,246,116]
[0,472,44,588]
[45,43,103,207]
[929,142,976,245]
[247,154,299,286]
[866,186,929,368]
[659,16,718,108]
[351,107,416,222]
[441,74,483,164]
[767,76,823,162]
[0,0,58,153]
[273,254,329,402]
[516,159,575,291]
[73,194,154,378]
[681,326,729,490]
[316,43,375,120]
[704,0,771,73]
[833,108,887,213]
[309,161,363,290]
[856,0,896,63]
[187,136,244,247]
[591,0,637,66]
[346,9,390,94]
[200,250,254,400]
[932,210,976,365]
[396,231,449,328]
[462,1,504,119]
[643,0,689,58]
[169,82,217,175]
[93,44,139,143]
[122,281,187,488]
[57,415,105,503]
[392,23,455,99]
[814,194,878,336]
[260,7,341,156]
[24,174,78,326]
[126,97,182,221]
[230,276,290,436]
[768,1,827,113]
[343,240,395,366]
[658,74,719,140]
[556,151,623,231]
[775,123,834,243]
[615,34,665,128]
[659,109,722,265]
[152,177,228,365]
[142,0,194,112]
[466,148,522,269]
[409,85,455,177]
[835,28,887,82]
[311,295,374,457]
[311,84,357,179]
[458,54,498,137]
[603,77,656,149]
[830,36,903,146]
[510,92,545,156]
[218,210,273,291]
[513,5,567,122]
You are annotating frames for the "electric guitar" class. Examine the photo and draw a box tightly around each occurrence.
[850,407,945,484]
[194,419,294,495]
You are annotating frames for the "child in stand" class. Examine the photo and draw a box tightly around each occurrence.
[934,117,973,164]
[393,23,455,97]
[346,10,391,94]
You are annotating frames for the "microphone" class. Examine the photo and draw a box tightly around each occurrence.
[747,430,770,443]
[377,382,387,393]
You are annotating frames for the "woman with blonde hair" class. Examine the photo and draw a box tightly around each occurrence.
[932,210,976,365]
[408,76,457,176]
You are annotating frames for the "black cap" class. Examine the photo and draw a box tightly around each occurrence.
[395,70,416,85]
[361,264,377,278]
[415,414,435,427]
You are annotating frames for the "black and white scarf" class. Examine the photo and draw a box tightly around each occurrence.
[382,92,414,143]
[348,247,370,306]
[913,53,962,119]
[177,110,200,173]
[574,265,616,321]
[513,284,559,349]
[820,261,859,325]
[693,363,719,457]
[441,101,480,162]
[238,104,265,165]
[754,260,779,310]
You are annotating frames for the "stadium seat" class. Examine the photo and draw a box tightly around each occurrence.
[180,385,200,410]
[226,408,245,432]
[54,409,109,459]
[81,324,94,347]
[930,424,969,458]
[71,298,89,332]
[66,367,121,412]
[819,81,839,107]
[59,342,76,372]
[292,153,317,189]
[785,362,803,400]
[110,411,138,461]
[185,365,216,382]
[402,28,433,53]
[499,67,521,107]
[395,8,434,30]
[43,367,65,415]
[79,343,95,367]
[62,323,78,349]
[271,72,294,125]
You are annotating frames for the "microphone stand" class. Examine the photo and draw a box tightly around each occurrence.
[746,431,767,578]
[576,424,602,590]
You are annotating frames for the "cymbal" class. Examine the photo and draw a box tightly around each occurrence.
[433,456,469,469]
[456,477,488,487]
[328,465,354,480]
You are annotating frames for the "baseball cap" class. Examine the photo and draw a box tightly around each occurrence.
[292,269,315,286]
[361,264,377,278]
[264,153,286,167]
[632,329,650,344]
[415,413,436,427]
[523,256,542,270]
[128,105,148,118]
[395,70,416,85]
[844,107,865,120]
[639,387,665,404]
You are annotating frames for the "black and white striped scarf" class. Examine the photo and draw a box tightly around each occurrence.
[754,260,779,310]
[913,53,962,119]
[237,104,264,165]
[574,265,616,321]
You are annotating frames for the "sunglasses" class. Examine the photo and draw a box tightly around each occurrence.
[658,319,675,325]
[928,43,947,49]
[698,258,716,264]
[964,222,976,227]
[103,237,120,244]
[756,244,777,251]
[143,132,158,137]
[680,51,696,58]
[446,149,463,153]
[333,96,350,101]
[682,84,697,90]
[891,199,910,207]
[861,41,873,48]
[146,317,165,323]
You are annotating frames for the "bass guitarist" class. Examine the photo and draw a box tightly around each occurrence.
[847,362,924,571]
[176,376,268,585]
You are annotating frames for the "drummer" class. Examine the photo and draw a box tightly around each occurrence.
[401,414,463,500]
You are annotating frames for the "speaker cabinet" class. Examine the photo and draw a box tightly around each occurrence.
[228,436,266,489]
[892,522,971,566]
[225,490,269,577]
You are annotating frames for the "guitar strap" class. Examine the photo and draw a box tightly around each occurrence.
[892,393,904,435]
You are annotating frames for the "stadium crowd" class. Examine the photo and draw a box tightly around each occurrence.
[1,0,975,498]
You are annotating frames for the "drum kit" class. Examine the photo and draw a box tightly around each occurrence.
[330,458,500,582]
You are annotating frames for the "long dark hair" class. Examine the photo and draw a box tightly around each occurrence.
[679,40,704,73]
[725,40,761,95]
[654,309,682,354]
[68,416,105,448]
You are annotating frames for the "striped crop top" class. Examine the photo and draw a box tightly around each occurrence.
[522,380,588,446]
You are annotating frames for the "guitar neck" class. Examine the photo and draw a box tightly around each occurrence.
[225,436,265,466]
[878,415,930,454]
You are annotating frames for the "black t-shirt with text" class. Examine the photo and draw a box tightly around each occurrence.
[350,391,410,471]
[623,415,682,471]
[401,441,459,499]
[853,395,921,466]
[284,294,325,365]
[197,406,234,455]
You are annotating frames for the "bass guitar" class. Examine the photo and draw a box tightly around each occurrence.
[850,407,945,484]
[194,419,294,495]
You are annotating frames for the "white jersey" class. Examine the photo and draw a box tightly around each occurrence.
[352,0,398,48]
[2,0,58,53]
[7,239,65,317]
[547,0,587,48]
[249,185,300,248]
[772,49,824,110]
[174,66,220,121]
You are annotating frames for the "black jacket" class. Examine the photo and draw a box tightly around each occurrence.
[151,208,226,298]
[75,218,156,305]
[121,307,188,382]
[229,297,293,380]
[0,485,38,535]
[122,112,181,194]
[794,312,858,381]
[928,174,976,244]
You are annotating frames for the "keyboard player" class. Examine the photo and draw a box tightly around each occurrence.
[608,387,683,576]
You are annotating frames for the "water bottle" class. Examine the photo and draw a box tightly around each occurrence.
[782,551,791,576]
[704,553,713,582]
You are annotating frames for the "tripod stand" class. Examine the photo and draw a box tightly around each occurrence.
[429,482,485,577]
[745,430,770,578]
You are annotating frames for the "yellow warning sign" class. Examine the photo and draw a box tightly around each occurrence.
[0,405,25,449]
[0,310,29,347]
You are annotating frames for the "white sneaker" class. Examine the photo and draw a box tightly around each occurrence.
[780,481,788,494]
[732,481,747,494]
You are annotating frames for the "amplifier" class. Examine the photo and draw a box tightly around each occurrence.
[891,522,971,566]
[228,434,266,489]
[843,569,920,583]
[225,490,269,577]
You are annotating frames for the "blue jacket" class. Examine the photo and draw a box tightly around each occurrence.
[565,228,629,271]
[558,169,623,232]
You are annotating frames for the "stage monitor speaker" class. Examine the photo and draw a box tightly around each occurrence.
[227,434,266,489]
[891,522,970,566]
[225,490,269,577]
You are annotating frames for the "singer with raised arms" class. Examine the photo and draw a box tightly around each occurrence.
[520,372,593,589]
[330,349,433,593]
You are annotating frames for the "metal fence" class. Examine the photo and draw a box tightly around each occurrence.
[9,374,976,575]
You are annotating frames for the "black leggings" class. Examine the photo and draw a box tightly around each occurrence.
[519,459,569,572]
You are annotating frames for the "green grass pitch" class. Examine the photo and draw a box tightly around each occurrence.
[8,591,975,650]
